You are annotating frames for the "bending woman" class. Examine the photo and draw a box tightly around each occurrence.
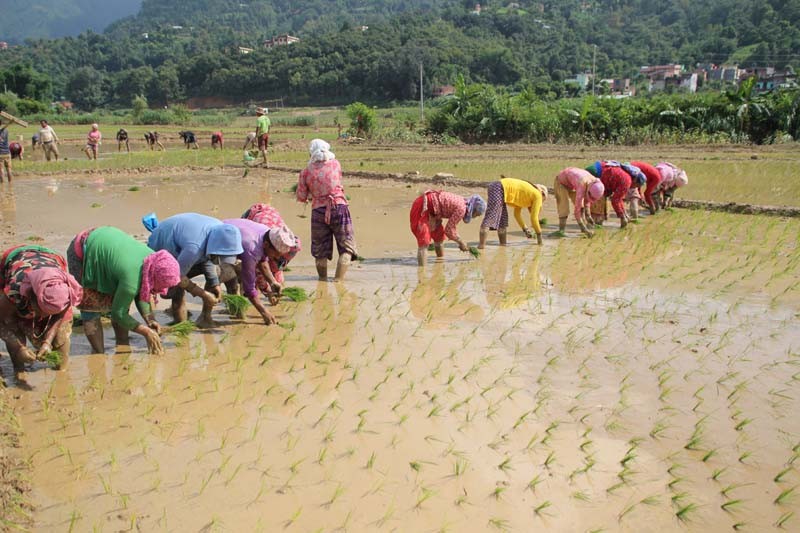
[0,245,82,370]
[68,226,180,355]
[242,203,301,292]
[655,162,688,209]
[479,177,548,248]
[297,139,357,281]
[410,191,486,266]
[554,167,604,237]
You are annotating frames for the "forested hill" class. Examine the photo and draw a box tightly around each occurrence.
[0,0,142,44]
[0,0,798,109]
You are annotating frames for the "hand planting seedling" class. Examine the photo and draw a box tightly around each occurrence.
[222,294,251,318]
[168,321,196,338]
[43,350,63,369]
[468,246,481,258]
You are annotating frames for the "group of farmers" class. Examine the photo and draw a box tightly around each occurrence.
[412,160,688,266]
[1,132,687,376]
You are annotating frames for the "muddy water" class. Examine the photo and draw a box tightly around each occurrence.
[3,172,800,532]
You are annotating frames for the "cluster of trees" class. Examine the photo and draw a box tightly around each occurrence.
[426,77,800,144]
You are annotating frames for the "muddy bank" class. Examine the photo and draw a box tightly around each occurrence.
[671,198,800,217]
[0,388,31,531]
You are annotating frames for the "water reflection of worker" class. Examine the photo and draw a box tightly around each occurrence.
[480,247,541,310]
[409,261,483,328]
[308,281,358,395]
[410,191,486,266]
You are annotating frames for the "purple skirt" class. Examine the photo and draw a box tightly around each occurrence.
[311,205,357,260]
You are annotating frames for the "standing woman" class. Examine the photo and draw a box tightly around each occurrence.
[242,203,301,289]
[0,245,82,370]
[83,123,102,160]
[67,226,181,355]
[223,218,298,325]
[585,161,632,228]
[479,177,548,248]
[297,139,358,281]
[410,191,486,266]
[655,162,689,209]
[554,167,605,237]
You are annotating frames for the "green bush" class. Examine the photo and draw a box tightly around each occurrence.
[346,102,377,137]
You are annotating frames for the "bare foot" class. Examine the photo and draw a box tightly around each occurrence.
[195,314,219,329]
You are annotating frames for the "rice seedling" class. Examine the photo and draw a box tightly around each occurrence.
[488,517,510,531]
[283,287,308,302]
[222,294,251,318]
[775,467,793,483]
[775,486,797,505]
[416,487,436,508]
[42,350,63,369]
[721,499,744,512]
[776,511,794,528]
[169,321,196,338]
[533,500,552,516]
[468,246,481,258]
[675,502,698,522]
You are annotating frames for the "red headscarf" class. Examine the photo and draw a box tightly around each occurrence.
[139,250,180,303]
[20,268,83,315]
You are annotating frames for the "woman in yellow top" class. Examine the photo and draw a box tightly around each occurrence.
[479,177,548,248]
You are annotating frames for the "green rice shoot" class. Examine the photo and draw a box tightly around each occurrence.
[283,287,308,302]
[169,321,196,338]
[43,350,63,369]
[468,246,481,258]
[223,294,251,318]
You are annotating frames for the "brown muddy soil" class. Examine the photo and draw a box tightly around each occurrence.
[1,170,799,532]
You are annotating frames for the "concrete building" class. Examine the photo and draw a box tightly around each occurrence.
[264,34,300,48]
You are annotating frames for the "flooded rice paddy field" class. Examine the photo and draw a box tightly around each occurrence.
[1,169,799,532]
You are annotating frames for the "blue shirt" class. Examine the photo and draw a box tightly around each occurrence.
[0,129,9,155]
[147,213,225,277]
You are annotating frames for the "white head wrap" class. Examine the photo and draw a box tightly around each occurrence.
[309,138,335,163]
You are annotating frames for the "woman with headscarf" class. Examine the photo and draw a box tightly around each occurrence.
[145,213,243,328]
[585,161,632,228]
[67,226,181,355]
[222,218,298,325]
[83,123,101,160]
[0,245,82,370]
[630,160,664,215]
[478,177,548,249]
[654,162,689,209]
[241,203,301,291]
[410,190,486,266]
[297,139,357,281]
[554,167,605,237]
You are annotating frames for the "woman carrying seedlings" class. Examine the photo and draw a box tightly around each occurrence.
[83,123,102,160]
[297,139,358,281]
[222,218,298,325]
[242,203,302,288]
[630,160,663,215]
[67,226,181,355]
[478,177,548,248]
[585,161,632,228]
[0,245,82,371]
[410,191,486,266]
[655,162,689,209]
[554,167,605,237]
[145,213,244,328]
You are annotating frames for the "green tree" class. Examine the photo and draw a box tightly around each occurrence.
[346,102,376,137]
[132,94,148,121]
[67,66,106,110]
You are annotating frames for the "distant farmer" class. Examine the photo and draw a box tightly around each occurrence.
[554,167,605,237]
[410,191,486,267]
[478,177,548,248]
[10,141,24,161]
[223,218,299,325]
[0,122,11,182]
[0,244,82,371]
[31,133,39,151]
[630,160,663,215]
[585,161,631,228]
[297,139,357,281]
[145,212,243,329]
[116,128,130,152]
[38,120,59,161]
[144,131,165,151]
[178,130,199,149]
[67,226,180,355]
[255,107,270,166]
[83,123,102,160]
[654,162,688,209]
[243,131,257,151]
[242,203,301,294]
[211,131,224,149]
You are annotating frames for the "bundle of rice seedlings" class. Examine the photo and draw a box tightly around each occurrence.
[169,321,196,338]
[43,350,63,369]
[468,246,481,258]
[283,287,308,302]
[223,294,251,318]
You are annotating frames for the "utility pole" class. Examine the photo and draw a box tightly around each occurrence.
[419,63,424,121]
[592,44,597,96]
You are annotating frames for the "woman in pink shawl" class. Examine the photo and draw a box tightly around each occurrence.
[241,203,301,298]
[0,245,82,371]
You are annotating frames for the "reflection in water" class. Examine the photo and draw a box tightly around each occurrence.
[480,247,542,310]
[409,262,484,328]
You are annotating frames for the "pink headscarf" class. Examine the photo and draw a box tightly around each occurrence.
[20,268,83,316]
[139,250,180,303]
[268,226,297,255]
